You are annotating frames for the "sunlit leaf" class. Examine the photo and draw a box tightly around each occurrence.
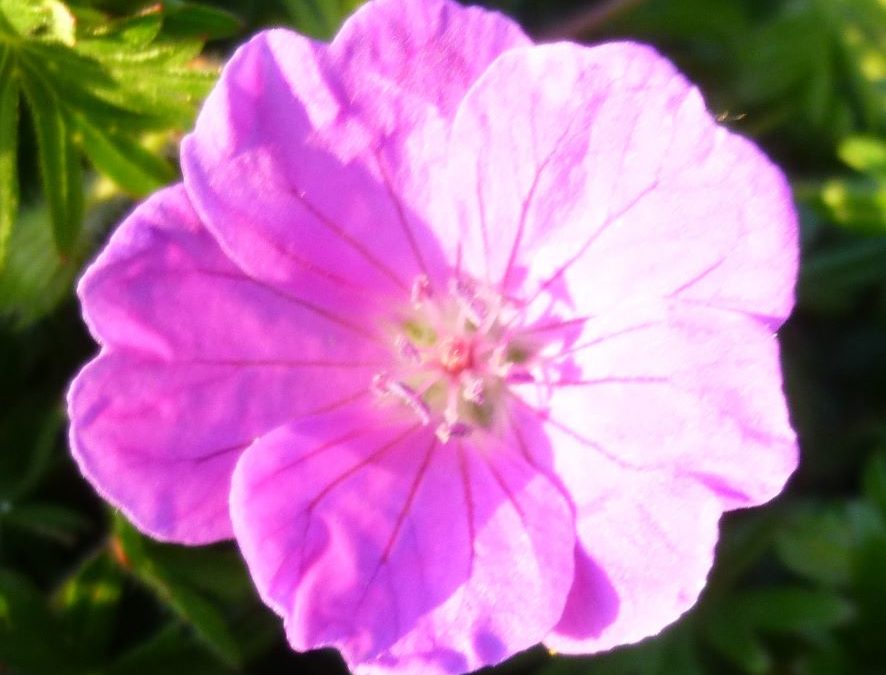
[0,43,19,268]
[18,62,83,253]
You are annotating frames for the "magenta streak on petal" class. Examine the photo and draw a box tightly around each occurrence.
[357,436,439,611]
[191,268,386,345]
[514,316,592,338]
[283,184,411,293]
[261,426,425,603]
[498,111,596,292]
[539,321,661,362]
[550,376,670,388]
[373,149,431,282]
[518,177,660,315]
[455,442,477,576]
[507,392,645,472]
[182,358,386,369]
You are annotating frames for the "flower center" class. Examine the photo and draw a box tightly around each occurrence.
[439,337,472,375]
[372,275,535,443]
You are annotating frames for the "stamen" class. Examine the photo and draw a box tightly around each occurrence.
[372,373,431,425]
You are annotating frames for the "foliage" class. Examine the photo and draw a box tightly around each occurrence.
[1,0,886,673]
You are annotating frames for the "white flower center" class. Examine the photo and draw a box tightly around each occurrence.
[372,274,535,443]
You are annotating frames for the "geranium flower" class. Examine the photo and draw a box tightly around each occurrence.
[67,0,799,673]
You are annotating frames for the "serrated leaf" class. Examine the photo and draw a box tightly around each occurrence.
[74,114,175,195]
[0,198,95,329]
[18,63,83,253]
[0,45,19,269]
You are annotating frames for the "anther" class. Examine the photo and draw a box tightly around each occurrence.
[449,278,487,326]
[462,376,485,404]
[395,335,422,364]
[435,421,471,443]
[410,275,432,307]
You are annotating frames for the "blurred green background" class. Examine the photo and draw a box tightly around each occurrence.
[1,0,885,673]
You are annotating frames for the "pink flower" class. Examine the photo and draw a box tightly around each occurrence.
[67,0,799,672]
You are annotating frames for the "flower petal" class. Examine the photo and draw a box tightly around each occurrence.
[331,0,529,117]
[180,26,464,300]
[450,42,797,323]
[68,351,372,543]
[547,470,722,652]
[79,185,386,362]
[69,185,381,543]
[230,407,574,673]
[514,300,798,510]
[504,401,721,651]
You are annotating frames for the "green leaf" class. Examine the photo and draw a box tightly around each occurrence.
[1,502,91,544]
[57,553,124,662]
[112,516,243,667]
[776,506,854,586]
[162,2,244,40]
[282,0,365,39]
[0,568,79,674]
[863,452,886,516]
[839,135,886,176]
[0,0,220,259]
[0,402,59,500]
[798,235,886,312]
[74,114,175,195]
[18,62,83,253]
[107,624,236,675]
[0,45,19,269]
[818,178,886,232]
[738,588,854,633]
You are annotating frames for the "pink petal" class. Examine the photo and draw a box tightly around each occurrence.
[68,352,371,543]
[79,185,387,362]
[331,0,530,117]
[230,407,574,673]
[69,185,382,543]
[514,300,798,510]
[180,17,491,300]
[449,42,797,324]
[548,470,722,652]
[503,403,722,651]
